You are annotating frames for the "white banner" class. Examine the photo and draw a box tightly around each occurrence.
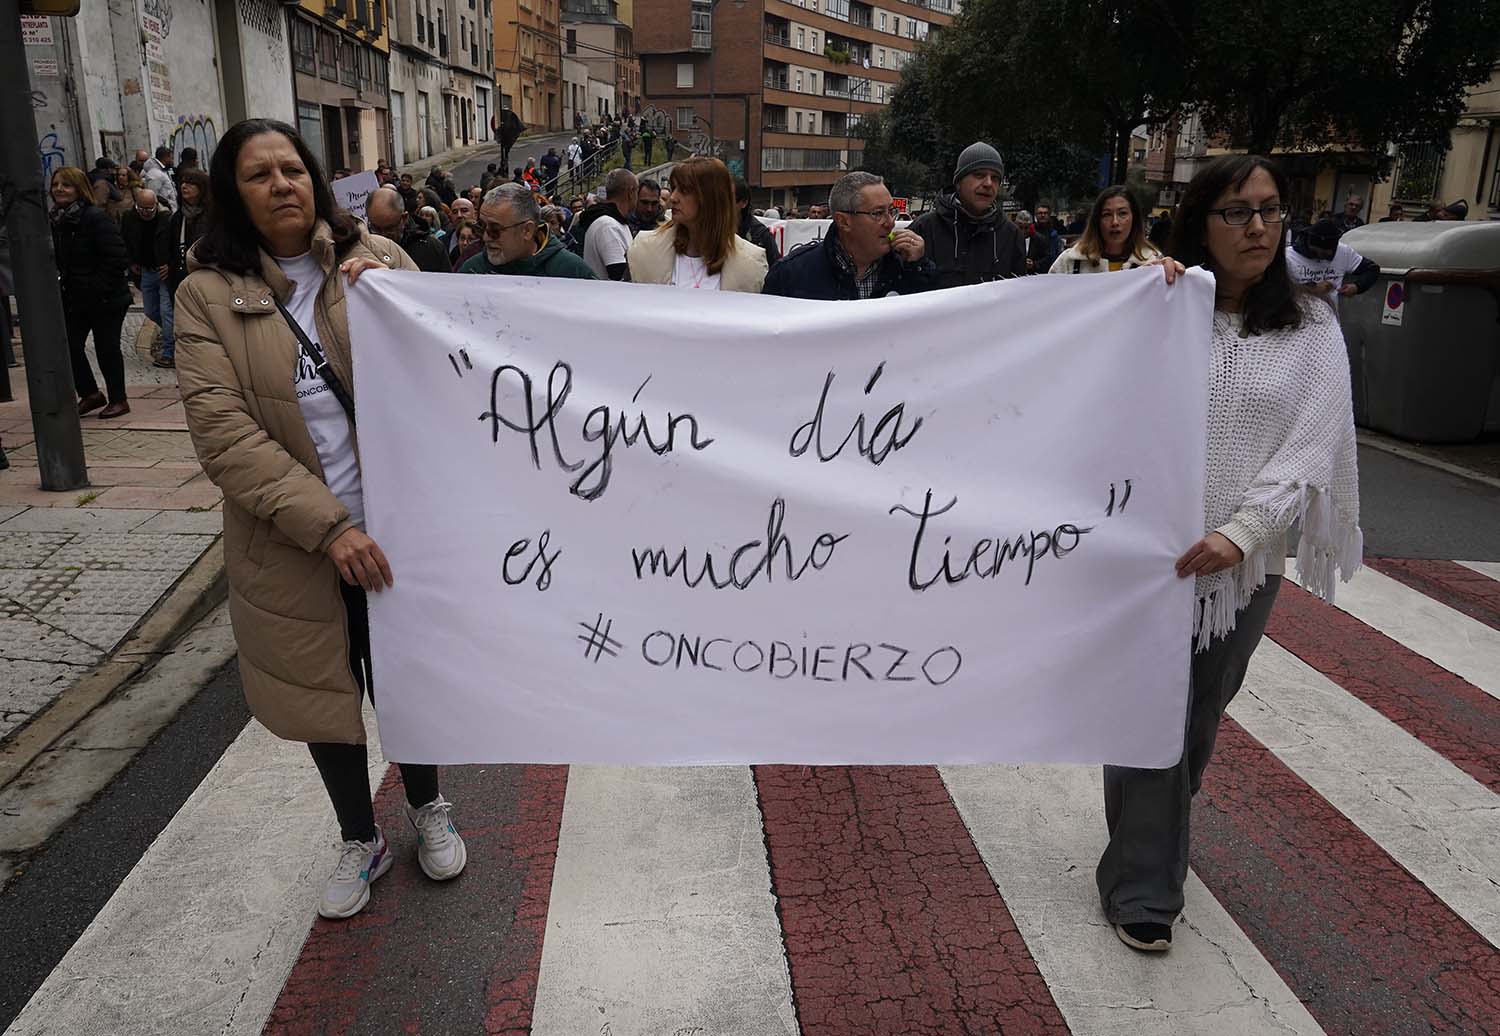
[350,269,1214,767]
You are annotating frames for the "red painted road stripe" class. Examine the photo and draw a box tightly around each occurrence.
[264,762,569,1036]
[755,765,1071,1036]
[1365,557,1500,633]
[1265,582,1500,792]
[1195,719,1500,1036]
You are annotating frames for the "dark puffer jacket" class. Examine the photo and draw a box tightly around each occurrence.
[909,192,1027,289]
[51,203,131,311]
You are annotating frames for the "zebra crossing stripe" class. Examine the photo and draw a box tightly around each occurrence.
[1366,558,1500,632]
[1229,640,1500,948]
[1324,566,1500,700]
[530,766,798,1035]
[941,763,1327,1036]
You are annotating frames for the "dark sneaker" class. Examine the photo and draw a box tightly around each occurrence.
[153,355,175,369]
[1116,921,1173,952]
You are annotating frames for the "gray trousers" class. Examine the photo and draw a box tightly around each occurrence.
[1096,576,1281,926]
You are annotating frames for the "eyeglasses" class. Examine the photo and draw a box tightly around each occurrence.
[844,207,899,223]
[1207,204,1288,226]
[478,218,532,238]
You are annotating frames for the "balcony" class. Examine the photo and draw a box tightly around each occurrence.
[764,72,789,90]
[765,31,790,47]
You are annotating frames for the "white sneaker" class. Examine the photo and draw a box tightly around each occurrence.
[406,794,467,881]
[318,826,393,920]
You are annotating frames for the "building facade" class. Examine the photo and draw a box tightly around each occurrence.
[636,0,955,207]
[562,0,640,121]
[388,0,497,166]
[1369,65,1500,221]
[288,0,393,173]
[494,0,564,129]
[22,0,294,181]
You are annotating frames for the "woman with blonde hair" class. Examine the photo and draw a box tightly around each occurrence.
[1049,185,1161,274]
[50,166,132,416]
[627,156,767,292]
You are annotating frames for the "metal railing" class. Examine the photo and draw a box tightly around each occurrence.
[764,74,790,90]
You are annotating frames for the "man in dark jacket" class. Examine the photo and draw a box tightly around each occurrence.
[366,188,451,273]
[120,187,178,366]
[460,183,596,278]
[910,142,1026,288]
[733,175,780,268]
[762,172,935,300]
[628,177,666,236]
[1031,203,1063,272]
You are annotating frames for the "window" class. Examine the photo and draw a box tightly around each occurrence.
[879,12,886,30]
[811,31,818,51]
[1489,124,1500,211]
[372,0,383,36]
[677,106,695,130]
[795,111,803,133]
[319,29,339,81]
[691,1,712,50]
[809,112,817,133]
[795,69,803,92]
[374,53,387,91]
[1393,142,1446,204]
[341,38,359,86]
[877,48,884,67]
[293,18,316,75]
[358,47,373,91]
[460,19,466,49]
[417,8,425,41]
[567,29,576,53]
[808,72,816,93]
[796,27,804,49]
[677,62,693,87]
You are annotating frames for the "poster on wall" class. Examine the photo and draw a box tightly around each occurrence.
[20,16,53,46]
[141,14,175,127]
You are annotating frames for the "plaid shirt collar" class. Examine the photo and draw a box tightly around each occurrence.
[830,233,883,299]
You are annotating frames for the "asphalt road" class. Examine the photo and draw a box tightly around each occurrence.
[444,129,578,192]
[2,444,1497,1030]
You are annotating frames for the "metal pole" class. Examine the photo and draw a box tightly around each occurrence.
[0,0,88,490]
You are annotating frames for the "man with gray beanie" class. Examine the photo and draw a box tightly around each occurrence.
[910,141,1027,289]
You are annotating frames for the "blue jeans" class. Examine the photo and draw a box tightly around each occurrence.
[140,268,175,359]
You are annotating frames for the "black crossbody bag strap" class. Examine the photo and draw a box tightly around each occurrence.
[275,299,356,424]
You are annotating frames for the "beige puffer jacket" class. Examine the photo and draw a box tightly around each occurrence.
[174,221,416,744]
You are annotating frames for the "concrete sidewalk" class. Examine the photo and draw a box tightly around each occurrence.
[0,312,224,749]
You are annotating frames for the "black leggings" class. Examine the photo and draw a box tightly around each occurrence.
[308,580,439,843]
[66,303,128,403]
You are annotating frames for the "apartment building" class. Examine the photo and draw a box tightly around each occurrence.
[636,0,956,207]
[388,0,497,165]
[495,0,565,129]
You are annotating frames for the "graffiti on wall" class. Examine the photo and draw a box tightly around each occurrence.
[169,115,218,160]
[38,132,65,180]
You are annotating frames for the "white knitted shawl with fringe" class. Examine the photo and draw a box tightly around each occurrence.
[1194,299,1363,650]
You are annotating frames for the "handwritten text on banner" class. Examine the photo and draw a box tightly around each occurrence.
[350,269,1214,766]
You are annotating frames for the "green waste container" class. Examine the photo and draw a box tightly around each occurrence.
[1340,221,1500,442]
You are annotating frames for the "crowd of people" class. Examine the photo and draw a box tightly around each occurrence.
[32,118,1365,957]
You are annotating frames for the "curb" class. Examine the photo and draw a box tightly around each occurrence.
[1356,430,1500,491]
[0,537,228,793]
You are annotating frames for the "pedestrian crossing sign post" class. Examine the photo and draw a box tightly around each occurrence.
[1382,281,1405,326]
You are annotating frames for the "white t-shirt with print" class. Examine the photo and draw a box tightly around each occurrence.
[276,252,365,529]
[672,253,722,290]
[1285,241,1366,310]
[583,215,632,279]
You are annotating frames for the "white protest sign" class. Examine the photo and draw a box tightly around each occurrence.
[757,217,911,257]
[333,170,381,223]
[350,269,1214,767]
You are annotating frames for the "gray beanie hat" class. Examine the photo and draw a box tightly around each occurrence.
[953,141,1004,185]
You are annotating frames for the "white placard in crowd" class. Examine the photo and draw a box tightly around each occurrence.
[756,216,912,256]
[350,269,1215,767]
[332,170,381,224]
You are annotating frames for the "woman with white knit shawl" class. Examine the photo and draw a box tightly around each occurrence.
[1097,155,1362,955]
